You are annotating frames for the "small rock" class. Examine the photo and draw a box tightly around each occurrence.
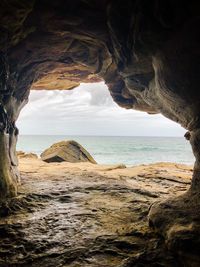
[17,151,38,159]
[103,164,126,171]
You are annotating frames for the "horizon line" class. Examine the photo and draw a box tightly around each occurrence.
[18,134,185,138]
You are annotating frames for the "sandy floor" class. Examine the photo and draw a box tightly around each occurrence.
[0,158,192,267]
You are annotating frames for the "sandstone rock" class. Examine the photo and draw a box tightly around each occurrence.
[40,140,96,164]
[17,151,38,159]
[0,160,193,266]
[0,1,200,264]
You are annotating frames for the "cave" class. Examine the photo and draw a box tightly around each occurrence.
[0,0,200,266]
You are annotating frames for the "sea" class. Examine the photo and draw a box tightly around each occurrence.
[17,135,195,166]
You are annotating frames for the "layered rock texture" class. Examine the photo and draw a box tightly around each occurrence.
[0,0,200,265]
[41,140,96,163]
[0,159,194,266]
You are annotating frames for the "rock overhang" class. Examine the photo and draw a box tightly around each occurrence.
[1,1,199,123]
[0,1,200,263]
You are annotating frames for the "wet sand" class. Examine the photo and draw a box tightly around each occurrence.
[0,158,192,267]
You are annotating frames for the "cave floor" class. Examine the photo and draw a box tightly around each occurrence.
[0,159,192,267]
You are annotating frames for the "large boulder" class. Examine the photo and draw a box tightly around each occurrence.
[40,140,97,164]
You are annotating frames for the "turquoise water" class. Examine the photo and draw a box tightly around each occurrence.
[17,135,195,166]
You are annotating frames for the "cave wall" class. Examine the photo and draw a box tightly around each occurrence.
[0,0,200,262]
[0,0,199,222]
[1,1,199,123]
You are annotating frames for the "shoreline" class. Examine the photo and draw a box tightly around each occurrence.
[16,135,195,166]
[18,156,193,181]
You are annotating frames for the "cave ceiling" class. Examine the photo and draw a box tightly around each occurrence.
[0,0,200,129]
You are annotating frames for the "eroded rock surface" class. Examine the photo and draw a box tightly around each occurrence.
[40,140,97,164]
[0,2,199,188]
[0,159,193,267]
[0,0,200,263]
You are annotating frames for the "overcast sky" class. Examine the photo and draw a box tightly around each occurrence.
[17,82,186,136]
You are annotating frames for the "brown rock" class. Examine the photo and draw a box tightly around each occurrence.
[40,140,97,164]
[17,151,38,159]
[0,1,200,264]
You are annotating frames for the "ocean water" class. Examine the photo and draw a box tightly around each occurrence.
[17,135,195,166]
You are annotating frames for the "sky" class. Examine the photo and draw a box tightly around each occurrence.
[17,82,186,136]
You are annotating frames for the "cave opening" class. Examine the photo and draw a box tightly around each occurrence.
[16,82,194,166]
[0,0,200,265]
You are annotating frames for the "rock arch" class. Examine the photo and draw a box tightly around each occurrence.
[0,0,200,254]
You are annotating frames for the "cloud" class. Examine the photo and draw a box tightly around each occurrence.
[17,82,186,136]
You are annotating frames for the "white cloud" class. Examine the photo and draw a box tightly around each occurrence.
[17,82,186,136]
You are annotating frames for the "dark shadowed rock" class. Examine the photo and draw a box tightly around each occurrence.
[0,1,200,264]
[40,140,97,164]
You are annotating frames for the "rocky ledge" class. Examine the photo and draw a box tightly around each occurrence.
[0,158,195,267]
